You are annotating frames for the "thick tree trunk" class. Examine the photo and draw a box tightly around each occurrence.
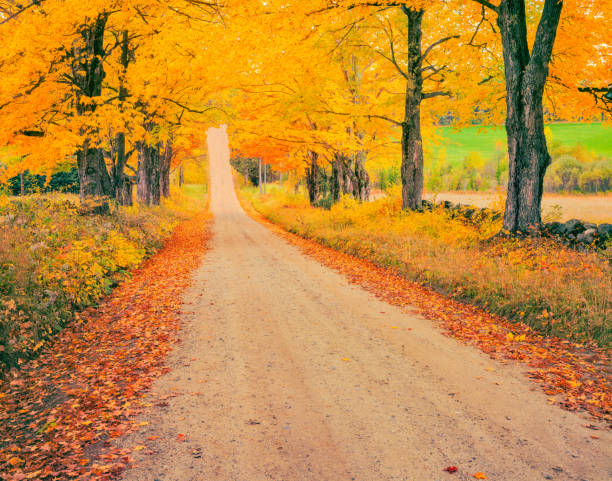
[258,158,263,194]
[497,0,563,232]
[401,7,425,210]
[78,141,113,197]
[137,142,161,206]
[305,151,321,205]
[354,150,371,201]
[331,152,371,202]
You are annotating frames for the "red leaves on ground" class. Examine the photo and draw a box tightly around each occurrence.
[444,466,458,473]
[249,209,611,424]
[0,211,211,480]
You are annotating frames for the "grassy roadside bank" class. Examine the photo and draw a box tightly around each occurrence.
[0,185,207,369]
[240,184,611,349]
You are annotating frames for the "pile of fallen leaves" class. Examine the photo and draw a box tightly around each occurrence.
[241,199,611,425]
[0,210,211,480]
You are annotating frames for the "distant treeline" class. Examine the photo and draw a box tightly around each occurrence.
[411,141,611,194]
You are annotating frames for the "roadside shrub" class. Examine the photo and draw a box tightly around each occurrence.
[0,191,201,369]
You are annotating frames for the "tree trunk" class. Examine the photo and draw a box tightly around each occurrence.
[305,151,321,205]
[73,14,111,200]
[137,142,161,206]
[78,140,113,198]
[354,150,371,201]
[160,140,172,198]
[331,152,371,202]
[496,0,562,232]
[178,164,185,186]
[112,131,132,205]
[263,162,267,194]
[400,7,425,210]
[258,158,263,194]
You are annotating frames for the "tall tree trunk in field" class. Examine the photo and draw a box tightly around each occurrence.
[73,13,113,199]
[305,150,321,205]
[178,164,185,186]
[400,6,425,210]
[137,141,161,206]
[160,140,172,198]
[258,158,262,194]
[494,0,563,232]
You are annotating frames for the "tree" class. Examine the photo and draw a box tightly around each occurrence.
[472,0,561,232]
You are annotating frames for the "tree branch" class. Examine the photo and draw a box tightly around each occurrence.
[472,0,498,12]
[423,91,451,100]
[421,35,460,63]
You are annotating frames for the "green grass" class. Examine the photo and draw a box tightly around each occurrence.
[433,122,611,165]
[180,183,208,201]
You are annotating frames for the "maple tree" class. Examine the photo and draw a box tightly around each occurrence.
[0,0,227,205]
[2,0,608,221]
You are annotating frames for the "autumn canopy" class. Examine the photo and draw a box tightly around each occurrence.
[0,0,609,230]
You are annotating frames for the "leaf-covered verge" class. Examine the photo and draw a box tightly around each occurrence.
[0,207,211,480]
[239,186,611,423]
[0,188,205,369]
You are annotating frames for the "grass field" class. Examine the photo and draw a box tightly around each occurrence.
[434,122,611,165]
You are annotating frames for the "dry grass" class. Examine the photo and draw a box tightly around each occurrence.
[243,185,611,348]
[424,191,612,223]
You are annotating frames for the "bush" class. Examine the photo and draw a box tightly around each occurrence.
[7,168,80,195]
[0,191,200,369]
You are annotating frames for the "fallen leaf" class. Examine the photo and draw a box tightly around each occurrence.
[443,466,458,473]
[473,473,486,479]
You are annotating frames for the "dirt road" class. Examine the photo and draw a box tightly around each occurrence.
[119,127,610,481]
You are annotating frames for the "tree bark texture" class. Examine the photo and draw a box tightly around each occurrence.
[78,140,113,198]
[137,141,161,206]
[331,152,370,202]
[497,0,562,232]
[400,7,425,210]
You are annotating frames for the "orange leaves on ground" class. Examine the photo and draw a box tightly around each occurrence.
[0,211,211,480]
[246,206,611,424]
